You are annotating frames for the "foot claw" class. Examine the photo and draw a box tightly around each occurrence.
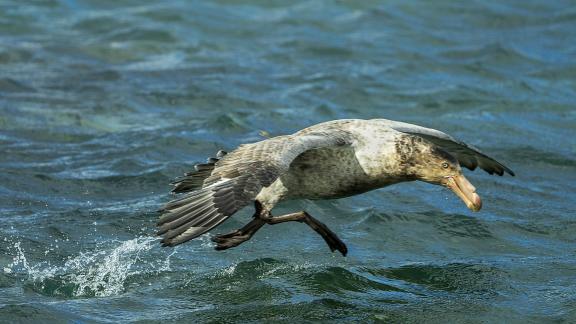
[213,235,251,250]
[210,236,226,243]
[332,239,348,256]
[322,232,348,256]
[307,218,348,256]
[211,230,242,242]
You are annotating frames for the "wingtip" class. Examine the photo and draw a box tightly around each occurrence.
[160,238,173,247]
[156,216,169,227]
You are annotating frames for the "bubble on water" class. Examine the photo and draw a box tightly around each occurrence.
[220,264,237,276]
[5,236,174,297]
[9,242,35,275]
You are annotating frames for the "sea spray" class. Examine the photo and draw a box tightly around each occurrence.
[66,236,156,297]
[4,236,174,297]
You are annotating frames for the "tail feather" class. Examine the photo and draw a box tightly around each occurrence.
[157,198,215,235]
[166,213,229,246]
[158,179,241,247]
[158,189,209,216]
[171,150,227,193]
[161,209,219,242]
[158,192,213,225]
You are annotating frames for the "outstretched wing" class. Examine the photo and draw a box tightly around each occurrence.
[158,128,354,247]
[387,121,514,176]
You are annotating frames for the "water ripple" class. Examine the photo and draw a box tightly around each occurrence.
[1,0,574,322]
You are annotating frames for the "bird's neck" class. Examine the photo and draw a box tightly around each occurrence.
[351,134,423,184]
[390,134,433,179]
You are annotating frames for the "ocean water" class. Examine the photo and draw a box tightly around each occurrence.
[1,0,575,322]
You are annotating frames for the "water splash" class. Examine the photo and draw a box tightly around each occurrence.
[5,236,174,297]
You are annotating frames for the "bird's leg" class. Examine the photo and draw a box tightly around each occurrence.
[212,201,348,256]
[211,202,267,250]
[260,208,348,257]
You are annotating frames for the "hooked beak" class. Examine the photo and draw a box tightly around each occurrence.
[443,174,482,212]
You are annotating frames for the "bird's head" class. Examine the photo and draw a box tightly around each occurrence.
[409,146,482,212]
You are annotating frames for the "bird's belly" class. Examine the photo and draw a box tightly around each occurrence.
[279,147,398,199]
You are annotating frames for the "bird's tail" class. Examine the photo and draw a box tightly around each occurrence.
[157,178,240,246]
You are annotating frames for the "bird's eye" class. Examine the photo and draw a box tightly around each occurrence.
[442,162,449,169]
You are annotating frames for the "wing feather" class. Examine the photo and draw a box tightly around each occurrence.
[158,127,354,246]
[170,150,228,193]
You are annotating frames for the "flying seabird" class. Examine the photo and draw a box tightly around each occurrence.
[157,119,514,256]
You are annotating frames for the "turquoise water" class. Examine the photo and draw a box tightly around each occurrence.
[1,0,575,322]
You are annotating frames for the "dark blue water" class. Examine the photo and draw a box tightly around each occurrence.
[1,0,575,322]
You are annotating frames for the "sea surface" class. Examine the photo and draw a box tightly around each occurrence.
[1,0,575,323]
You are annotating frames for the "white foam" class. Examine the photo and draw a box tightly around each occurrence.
[5,236,174,297]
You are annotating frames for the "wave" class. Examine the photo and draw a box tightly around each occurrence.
[364,262,505,295]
